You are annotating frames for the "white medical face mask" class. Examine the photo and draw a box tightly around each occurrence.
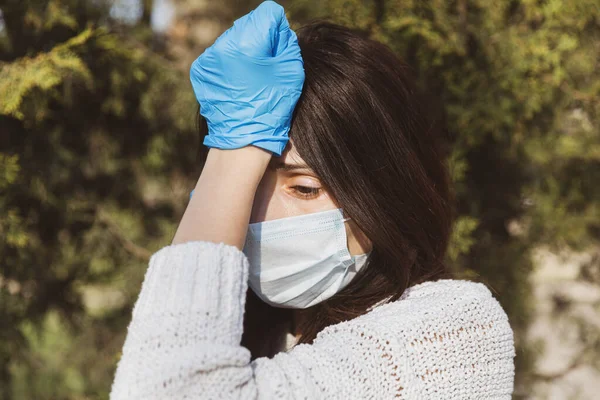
[243,208,369,309]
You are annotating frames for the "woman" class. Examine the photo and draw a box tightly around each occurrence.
[110,1,515,399]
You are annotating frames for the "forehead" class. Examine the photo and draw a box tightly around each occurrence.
[279,139,307,165]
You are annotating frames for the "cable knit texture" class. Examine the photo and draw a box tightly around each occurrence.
[110,241,515,399]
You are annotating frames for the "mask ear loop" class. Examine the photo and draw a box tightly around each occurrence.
[341,216,356,267]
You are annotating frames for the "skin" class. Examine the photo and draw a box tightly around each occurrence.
[171,141,373,335]
[172,140,372,254]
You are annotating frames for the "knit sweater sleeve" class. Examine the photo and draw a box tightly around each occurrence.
[109,241,252,399]
[110,241,515,399]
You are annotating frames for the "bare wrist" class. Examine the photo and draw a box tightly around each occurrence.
[200,146,272,185]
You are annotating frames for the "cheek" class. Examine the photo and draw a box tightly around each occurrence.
[250,172,277,224]
[250,177,304,222]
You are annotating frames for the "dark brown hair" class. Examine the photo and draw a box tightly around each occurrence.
[197,21,456,359]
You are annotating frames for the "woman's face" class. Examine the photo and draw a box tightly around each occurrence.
[250,140,372,256]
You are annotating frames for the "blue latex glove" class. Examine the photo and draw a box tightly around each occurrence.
[190,1,305,156]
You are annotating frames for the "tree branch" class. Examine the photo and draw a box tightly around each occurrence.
[96,209,152,261]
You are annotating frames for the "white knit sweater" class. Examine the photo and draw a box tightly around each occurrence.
[110,241,515,399]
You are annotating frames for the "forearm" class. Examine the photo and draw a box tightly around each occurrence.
[172,146,271,249]
[111,2,304,397]
[112,146,270,399]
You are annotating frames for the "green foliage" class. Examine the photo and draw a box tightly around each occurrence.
[446,216,479,263]
[0,1,198,399]
[0,155,28,248]
[0,154,20,189]
[0,29,94,119]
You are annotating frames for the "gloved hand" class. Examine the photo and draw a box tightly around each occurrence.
[190,1,305,156]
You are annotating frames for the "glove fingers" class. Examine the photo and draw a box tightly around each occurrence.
[189,1,304,157]
[224,1,293,58]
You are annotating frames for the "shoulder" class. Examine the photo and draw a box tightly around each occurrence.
[336,278,513,337]
[310,278,516,398]
[367,278,508,323]
[359,278,515,359]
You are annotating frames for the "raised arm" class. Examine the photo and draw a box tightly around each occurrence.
[172,0,304,249]
[110,1,307,398]
[171,146,270,249]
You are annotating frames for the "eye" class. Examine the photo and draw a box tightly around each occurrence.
[290,185,322,199]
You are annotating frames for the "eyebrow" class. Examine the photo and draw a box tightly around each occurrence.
[272,161,313,172]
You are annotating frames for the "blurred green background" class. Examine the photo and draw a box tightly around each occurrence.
[0,0,599,399]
